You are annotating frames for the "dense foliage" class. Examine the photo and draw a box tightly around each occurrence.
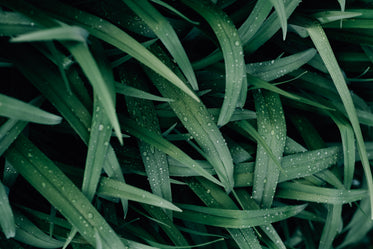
[1,0,373,248]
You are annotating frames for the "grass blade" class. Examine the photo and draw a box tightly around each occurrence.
[181,0,246,126]
[269,0,288,40]
[115,82,172,102]
[174,203,307,228]
[97,177,181,212]
[252,90,286,208]
[300,17,373,218]
[5,135,127,249]
[0,180,15,239]
[246,48,316,81]
[0,94,62,125]
[121,64,172,212]
[277,182,367,204]
[145,44,234,192]
[122,0,198,90]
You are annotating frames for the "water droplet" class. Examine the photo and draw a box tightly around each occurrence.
[87,213,94,219]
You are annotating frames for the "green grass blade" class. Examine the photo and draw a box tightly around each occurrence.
[318,204,343,249]
[0,94,62,125]
[10,25,88,42]
[121,65,172,213]
[145,44,234,192]
[116,82,173,102]
[13,211,64,248]
[269,0,288,40]
[120,116,223,188]
[313,11,361,24]
[122,0,198,90]
[239,0,273,45]
[82,95,112,202]
[63,41,122,144]
[301,18,373,218]
[0,180,15,239]
[5,135,127,249]
[0,119,28,157]
[181,0,246,126]
[277,182,367,204]
[328,112,355,189]
[174,203,307,228]
[246,48,316,81]
[97,177,181,212]
[252,90,286,208]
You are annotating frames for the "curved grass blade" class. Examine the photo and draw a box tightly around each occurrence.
[10,25,88,42]
[120,116,223,187]
[13,211,64,248]
[116,82,173,102]
[239,0,273,45]
[122,0,198,90]
[0,94,62,125]
[181,0,246,126]
[82,38,117,203]
[122,65,172,216]
[246,48,316,81]
[145,44,234,192]
[300,17,373,218]
[277,182,367,204]
[174,203,306,228]
[252,90,286,208]
[0,180,15,239]
[327,112,355,189]
[313,11,361,24]
[269,0,288,40]
[97,177,181,212]
[5,135,127,249]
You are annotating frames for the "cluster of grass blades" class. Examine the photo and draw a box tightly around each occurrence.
[1,0,373,248]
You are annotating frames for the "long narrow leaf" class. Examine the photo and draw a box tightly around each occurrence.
[0,94,62,125]
[0,180,15,239]
[277,182,367,204]
[181,0,246,126]
[299,17,373,218]
[97,177,181,212]
[174,203,307,228]
[252,90,286,208]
